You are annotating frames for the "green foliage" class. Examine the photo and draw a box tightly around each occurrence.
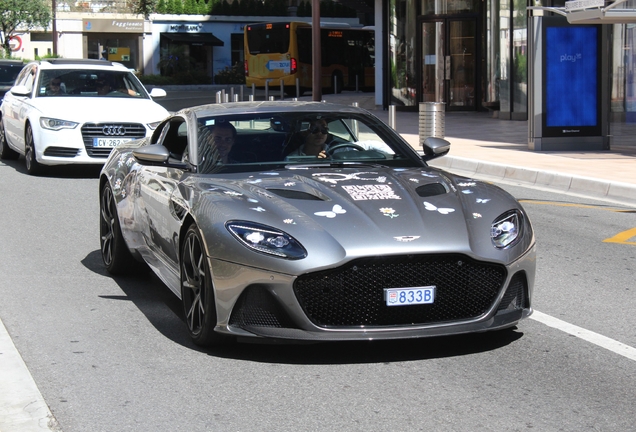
[213,63,245,84]
[130,0,158,18]
[0,0,51,56]
[156,0,167,13]
[184,0,198,14]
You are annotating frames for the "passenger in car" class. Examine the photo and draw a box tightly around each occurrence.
[197,122,237,173]
[46,77,65,95]
[286,118,333,158]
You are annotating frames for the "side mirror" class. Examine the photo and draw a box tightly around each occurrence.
[10,85,31,97]
[421,137,450,161]
[133,145,170,164]
[149,88,167,99]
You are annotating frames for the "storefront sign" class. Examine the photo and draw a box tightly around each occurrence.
[83,19,144,33]
[168,24,203,32]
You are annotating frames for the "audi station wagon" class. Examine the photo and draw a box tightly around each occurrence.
[0,59,169,175]
[99,101,536,347]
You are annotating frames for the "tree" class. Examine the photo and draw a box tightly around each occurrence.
[130,0,158,18]
[0,0,51,56]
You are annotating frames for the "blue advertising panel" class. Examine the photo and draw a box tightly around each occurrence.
[542,19,601,137]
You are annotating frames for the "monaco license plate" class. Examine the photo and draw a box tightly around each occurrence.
[93,137,131,148]
[385,286,436,307]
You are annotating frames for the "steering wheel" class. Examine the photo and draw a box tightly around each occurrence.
[326,143,365,155]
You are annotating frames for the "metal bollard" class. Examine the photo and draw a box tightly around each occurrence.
[240,86,244,102]
[269,96,275,101]
[215,91,222,104]
[389,105,397,130]
[224,92,229,103]
[233,94,239,102]
[249,94,254,102]
[251,83,255,100]
[280,79,284,100]
[230,87,235,102]
[265,80,269,101]
[296,78,300,99]
[419,102,445,145]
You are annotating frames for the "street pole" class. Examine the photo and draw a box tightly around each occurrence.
[52,0,58,55]
[311,0,322,101]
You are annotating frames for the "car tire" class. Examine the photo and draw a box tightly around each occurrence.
[25,123,43,175]
[0,117,19,160]
[100,182,137,275]
[181,223,231,347]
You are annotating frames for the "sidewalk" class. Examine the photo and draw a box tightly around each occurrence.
[310,92,636,205]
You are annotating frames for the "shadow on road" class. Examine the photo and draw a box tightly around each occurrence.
[82,249,524,365]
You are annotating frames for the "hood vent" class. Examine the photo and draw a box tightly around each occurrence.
[415,183,448,197]
[267,189,325,201]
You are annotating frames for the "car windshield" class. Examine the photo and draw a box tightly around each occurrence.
[192,111,420,174]
[0,63,22,86]
[36,69,149,98]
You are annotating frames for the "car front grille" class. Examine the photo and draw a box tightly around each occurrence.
[294,254,507,328]
[81,123,146,158]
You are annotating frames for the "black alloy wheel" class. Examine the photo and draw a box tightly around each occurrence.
[181,224,229,347]
[100,182,136,274]
[0,117,19,160]
[25,123,42,175]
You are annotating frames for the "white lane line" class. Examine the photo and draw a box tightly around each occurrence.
[531,310,636,362]
[0,318,59,431]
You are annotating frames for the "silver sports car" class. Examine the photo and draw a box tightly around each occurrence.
[99,101,535,346]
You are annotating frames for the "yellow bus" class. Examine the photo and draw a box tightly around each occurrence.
[244,21,375,96]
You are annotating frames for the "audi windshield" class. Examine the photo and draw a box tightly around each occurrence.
[36,69,150,99]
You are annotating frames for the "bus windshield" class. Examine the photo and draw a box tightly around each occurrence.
[246,23,291,54]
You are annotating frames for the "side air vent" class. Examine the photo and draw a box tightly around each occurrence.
[267,189,325,200]
[415,183,448,197]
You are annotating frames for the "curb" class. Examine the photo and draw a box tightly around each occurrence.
[429,156,636,205]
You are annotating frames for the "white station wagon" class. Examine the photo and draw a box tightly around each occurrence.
[0,58,169,175]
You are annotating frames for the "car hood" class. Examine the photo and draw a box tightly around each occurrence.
[187,166,534,271]
[30,97,169,124]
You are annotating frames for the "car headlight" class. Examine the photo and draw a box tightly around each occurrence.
[491,210,521,249]
[40,117,79,131]
[226,221,307,260]
[147,121,162,130]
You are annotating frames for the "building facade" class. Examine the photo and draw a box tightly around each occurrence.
[381,0,636,140]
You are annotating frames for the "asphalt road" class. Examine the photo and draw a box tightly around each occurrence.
[1,153,635,431]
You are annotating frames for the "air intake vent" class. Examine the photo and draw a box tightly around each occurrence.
[415,183,447,197]
[267,189,324,200]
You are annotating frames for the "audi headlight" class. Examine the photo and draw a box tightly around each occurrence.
[40,117,79,131]
[226,221,307,260]
[491,211,521,249]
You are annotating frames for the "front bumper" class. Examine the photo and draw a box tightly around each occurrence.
[210,244,536,342]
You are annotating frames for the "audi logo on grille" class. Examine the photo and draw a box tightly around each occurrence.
[102,125,126,136]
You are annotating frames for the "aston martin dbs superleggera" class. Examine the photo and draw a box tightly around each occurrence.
[99,101,535,346]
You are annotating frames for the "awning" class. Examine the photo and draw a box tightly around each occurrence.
[528,0,636,24]
[161,33,224,46]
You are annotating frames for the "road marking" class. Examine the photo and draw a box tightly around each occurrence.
[531,310,636,362]
[0,319,58,431]
[603,227,636,245]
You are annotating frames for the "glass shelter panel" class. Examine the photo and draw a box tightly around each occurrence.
[421,21,445,102]
[448,20,475,107]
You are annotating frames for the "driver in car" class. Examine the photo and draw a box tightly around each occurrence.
[287,118,332,158]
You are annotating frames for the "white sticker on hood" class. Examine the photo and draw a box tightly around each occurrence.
[342,184,401,201]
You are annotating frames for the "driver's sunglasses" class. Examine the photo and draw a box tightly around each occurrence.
[310,126,329,135]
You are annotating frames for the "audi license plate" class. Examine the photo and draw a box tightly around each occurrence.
[385,286,435,307]
[93,138,131,148]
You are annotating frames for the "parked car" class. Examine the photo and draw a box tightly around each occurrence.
[99,101,536,347]
[0,59,169,174]
[0,59,24,102]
